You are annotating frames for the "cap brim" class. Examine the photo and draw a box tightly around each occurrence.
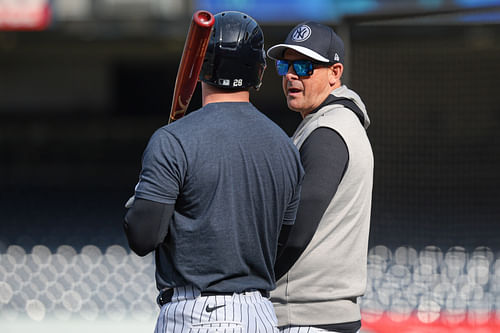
[267,44,330,63]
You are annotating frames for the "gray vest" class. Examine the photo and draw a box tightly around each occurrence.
[272,92,374,326]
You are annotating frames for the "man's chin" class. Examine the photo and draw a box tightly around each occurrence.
[286,100,302,113]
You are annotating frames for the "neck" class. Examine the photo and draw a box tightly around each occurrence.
[300,84,341,119]
[202,83,250,106]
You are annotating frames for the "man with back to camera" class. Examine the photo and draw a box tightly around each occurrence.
[266,21,374,333]
[123,11,304,333]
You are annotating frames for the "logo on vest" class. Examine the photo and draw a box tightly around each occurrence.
[292,25,311,42]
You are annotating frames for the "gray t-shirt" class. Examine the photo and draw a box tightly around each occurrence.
[135,102,303,292]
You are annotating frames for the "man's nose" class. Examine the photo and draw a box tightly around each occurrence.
[285,65,298,80]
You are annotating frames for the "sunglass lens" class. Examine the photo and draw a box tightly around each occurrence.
[276,60,313,76]
[293,60,312,76]
[276,60,289,76]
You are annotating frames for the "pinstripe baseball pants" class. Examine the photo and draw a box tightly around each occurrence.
[279,328,330,333]
[278,326,359,333]
[154,285,279,333]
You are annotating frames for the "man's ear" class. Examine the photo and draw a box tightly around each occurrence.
[329,63,343,85]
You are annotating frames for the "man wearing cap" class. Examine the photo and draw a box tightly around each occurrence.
[267,21,374,332]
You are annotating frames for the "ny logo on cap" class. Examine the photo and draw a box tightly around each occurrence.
[292,25,311,42]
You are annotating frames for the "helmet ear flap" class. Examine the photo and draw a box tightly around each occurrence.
[199,11,266,90]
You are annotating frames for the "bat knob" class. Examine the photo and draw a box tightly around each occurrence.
[194,10,215,27]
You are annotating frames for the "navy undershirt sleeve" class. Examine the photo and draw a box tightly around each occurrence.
[275,127,349,280]
[123,198,175,257]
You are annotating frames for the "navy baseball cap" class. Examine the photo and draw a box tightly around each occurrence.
[267,21,344,64]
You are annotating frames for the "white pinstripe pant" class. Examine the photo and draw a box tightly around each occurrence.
[154,285,279,333]
[279,327,328,333]
[278,326,359,333]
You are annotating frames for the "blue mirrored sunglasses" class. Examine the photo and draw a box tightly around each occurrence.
[276,59,328,77]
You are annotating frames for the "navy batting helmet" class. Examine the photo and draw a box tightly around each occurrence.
[199,11,266,90]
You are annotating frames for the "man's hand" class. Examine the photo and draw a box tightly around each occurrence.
[125,195,135,208]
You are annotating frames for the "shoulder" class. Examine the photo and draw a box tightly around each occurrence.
[148,126,180,146]
[302,127,347,157]
[143,126,186,161]
[317,106,365,134]
[308,127,345,144]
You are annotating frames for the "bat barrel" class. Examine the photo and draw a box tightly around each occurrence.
[168,10,215,124]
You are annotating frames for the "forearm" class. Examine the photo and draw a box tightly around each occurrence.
[275,181,333,279]
[123,198,174,256]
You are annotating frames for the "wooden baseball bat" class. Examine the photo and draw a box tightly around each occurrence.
[168,10,215,124]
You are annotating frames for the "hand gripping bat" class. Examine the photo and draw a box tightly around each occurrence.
[168,10,215,124]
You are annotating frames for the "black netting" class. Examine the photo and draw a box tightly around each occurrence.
[350,25,500,252]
